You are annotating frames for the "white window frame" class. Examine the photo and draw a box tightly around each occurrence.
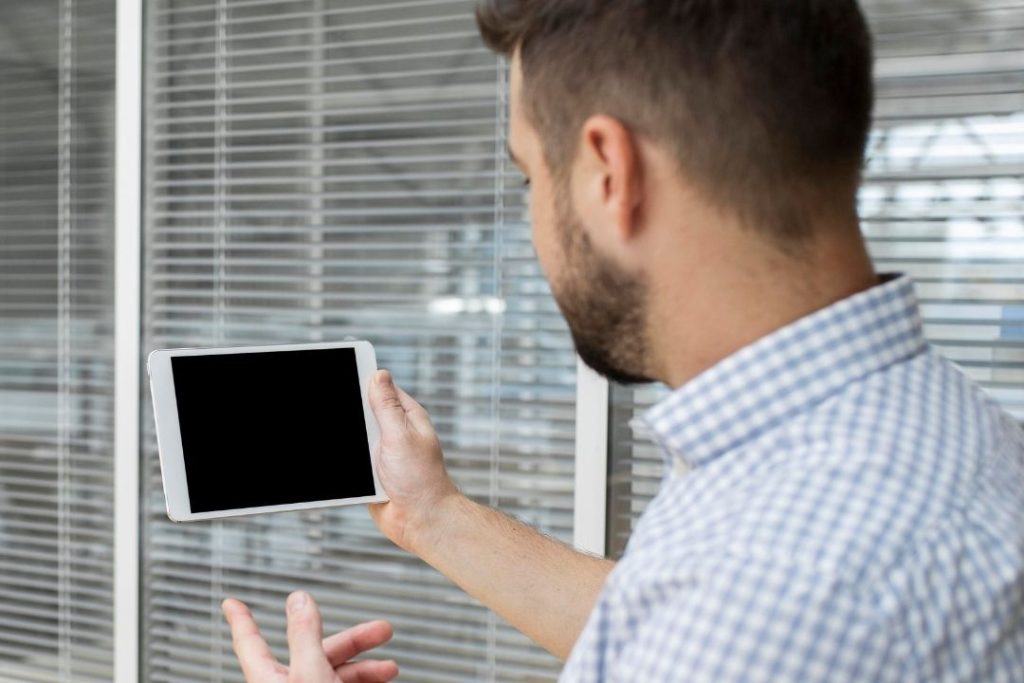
[114,0,142,680]
[573,360,610,557]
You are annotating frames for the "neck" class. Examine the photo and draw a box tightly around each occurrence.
[648,217,877,389]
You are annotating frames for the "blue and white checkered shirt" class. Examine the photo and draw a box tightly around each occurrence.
[561,275,1024,682]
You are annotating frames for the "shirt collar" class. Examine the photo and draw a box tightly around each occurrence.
[642,274,927,470]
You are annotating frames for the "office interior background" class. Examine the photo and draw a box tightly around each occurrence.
[0,0,1022,681]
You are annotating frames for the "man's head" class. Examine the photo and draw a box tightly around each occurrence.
[477,0,875,385]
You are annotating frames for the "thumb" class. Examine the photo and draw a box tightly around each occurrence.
[285,592,330,678]
[368,369,406,433]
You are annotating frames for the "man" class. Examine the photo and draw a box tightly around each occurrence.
[222,1,1024,681]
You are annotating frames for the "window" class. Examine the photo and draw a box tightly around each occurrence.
[0,0,117,679]
[606,0,1024,558]
[0,1,1019,680]
[142,1,575,680]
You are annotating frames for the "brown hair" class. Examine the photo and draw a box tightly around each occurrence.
[476,0,874,240]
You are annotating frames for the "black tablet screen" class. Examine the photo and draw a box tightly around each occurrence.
[170,347,375,513]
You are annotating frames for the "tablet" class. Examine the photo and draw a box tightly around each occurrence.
[147,340,387,522]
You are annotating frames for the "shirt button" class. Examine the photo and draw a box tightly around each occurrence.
[673,456,689,477]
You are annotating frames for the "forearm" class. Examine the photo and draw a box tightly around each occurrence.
[365,372,614,659]
[409,493,614,660]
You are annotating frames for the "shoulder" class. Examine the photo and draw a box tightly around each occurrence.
[590,546,891,682]
[625,435,929,584]
[569,344,1024,682]
[589,350,1024,682]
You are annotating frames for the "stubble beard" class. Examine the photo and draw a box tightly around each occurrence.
[550,191,654,386]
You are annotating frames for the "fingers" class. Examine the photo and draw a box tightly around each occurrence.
[322,620,393,668]
[393,385,434,436]
[225,595,398,683]
[285,592,332,679]
[369,369,434,437]
[368,370,406,432]
[335,659,400,683]
[222,598,283,682]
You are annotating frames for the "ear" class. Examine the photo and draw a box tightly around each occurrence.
[571,114,644,247]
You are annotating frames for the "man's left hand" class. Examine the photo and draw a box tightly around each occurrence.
[222,592,399,683]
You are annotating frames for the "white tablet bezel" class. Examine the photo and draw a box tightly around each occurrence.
[147,340,388,522]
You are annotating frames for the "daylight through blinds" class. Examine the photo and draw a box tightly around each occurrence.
[142,1,576,681]
[0,0,117,679]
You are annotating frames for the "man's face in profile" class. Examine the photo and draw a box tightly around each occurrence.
[506,52,652,385]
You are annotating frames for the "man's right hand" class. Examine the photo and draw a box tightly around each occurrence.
[366,369,462,553]
[365,368,614,659]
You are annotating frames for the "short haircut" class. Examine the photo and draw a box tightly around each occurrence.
[476,0,875,241]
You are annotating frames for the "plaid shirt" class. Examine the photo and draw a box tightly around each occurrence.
[561,275,1024,682]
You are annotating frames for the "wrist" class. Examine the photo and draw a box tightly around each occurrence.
[405,489,469,558]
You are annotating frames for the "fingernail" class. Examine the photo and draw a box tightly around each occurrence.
[377,370,393,387]
[288,592,307,614]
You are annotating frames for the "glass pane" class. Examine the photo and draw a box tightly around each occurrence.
[141,1,575,681]
[0,0,117,679]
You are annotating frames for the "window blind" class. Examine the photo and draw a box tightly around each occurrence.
[606,0,1024,558]
[0,0,117,680]
[141,1,575,681]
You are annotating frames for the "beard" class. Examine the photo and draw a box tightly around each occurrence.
[549,191,654,385]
